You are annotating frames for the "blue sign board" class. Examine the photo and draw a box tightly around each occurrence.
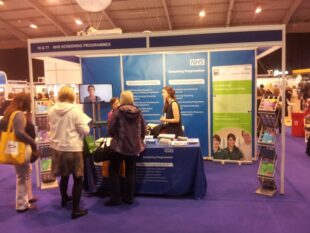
[150,30,282,47]
[31,37,147,53]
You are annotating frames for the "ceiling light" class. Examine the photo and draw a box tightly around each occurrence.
[30,24,38,29]
[255,6,262,14]
[75,19,83,25]
[199,10,206,17]
[0,1,4,5]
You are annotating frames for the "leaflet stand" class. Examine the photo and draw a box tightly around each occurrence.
[34,101,58,189]
[255,95,279,197]
[36,142,58,189]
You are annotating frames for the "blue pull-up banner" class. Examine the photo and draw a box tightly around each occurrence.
[122,54,164,124]
[165,52,209,156]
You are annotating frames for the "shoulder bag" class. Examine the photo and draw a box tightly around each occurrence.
[0,111,26,165]
[93,138,115,162]
[84,135,97,154]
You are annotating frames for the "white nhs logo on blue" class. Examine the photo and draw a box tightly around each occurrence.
[189,59,205,66]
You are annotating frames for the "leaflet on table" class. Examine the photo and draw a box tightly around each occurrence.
[171,141,188,146]
[95,137,112,147]
[158,134,176,139]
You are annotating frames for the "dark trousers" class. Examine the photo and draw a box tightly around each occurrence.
[60,175,83,212]
[109,153,136,202]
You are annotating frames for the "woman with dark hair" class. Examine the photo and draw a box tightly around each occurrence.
[107,97,120,126]
[0,93,40,212]
[212,134,227,159]
[224,133,243,160]
[159,86,183,137]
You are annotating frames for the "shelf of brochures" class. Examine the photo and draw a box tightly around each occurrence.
[36,142,58,189]
[256,95,278,197]
[34,101,58,189]
[257,96,280,128]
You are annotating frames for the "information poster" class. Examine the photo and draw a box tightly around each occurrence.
[122,54,164,124]
[165,52,209,156]
[211,61,254,161]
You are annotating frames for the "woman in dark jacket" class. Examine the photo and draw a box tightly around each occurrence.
[107,90,146,206]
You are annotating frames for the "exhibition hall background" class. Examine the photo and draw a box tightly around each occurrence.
[1,33,310,82]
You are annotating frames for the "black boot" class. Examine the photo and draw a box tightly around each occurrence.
[71,209,88,219]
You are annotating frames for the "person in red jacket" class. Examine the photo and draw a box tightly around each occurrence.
[107,90,146,206]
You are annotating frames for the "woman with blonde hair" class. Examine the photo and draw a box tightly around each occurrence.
[48,86,91,219]
[107,90,146,206]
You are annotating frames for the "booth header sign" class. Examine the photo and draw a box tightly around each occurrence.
[150,30,282,48]
[31,37,147,53]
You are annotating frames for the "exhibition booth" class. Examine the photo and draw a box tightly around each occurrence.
[27,24,286,196]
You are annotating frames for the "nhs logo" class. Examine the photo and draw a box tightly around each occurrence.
[190,58,205,66]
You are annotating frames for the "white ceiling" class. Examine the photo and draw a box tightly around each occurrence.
[0,0,309,49]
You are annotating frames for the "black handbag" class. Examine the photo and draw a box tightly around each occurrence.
[93,139,115,162]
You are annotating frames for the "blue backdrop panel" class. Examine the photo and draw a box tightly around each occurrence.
[165,52,209,156]
[81,56,122,97]
[122,54,164,124]
[81,56,122,136]
[210,50,255,157]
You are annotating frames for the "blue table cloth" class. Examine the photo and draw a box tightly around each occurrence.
[85,140,207,199]
[136,141,207,199]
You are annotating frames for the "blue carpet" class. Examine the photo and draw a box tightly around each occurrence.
[0,127,310,233]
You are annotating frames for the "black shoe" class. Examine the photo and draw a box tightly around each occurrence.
[104,200,122,207]
[61,196,73,207]
[71,209,88,220]
[122,199,134,205]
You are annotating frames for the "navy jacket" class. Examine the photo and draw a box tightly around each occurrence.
[108,104,146,155]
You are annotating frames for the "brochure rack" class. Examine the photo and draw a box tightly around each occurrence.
[256,95,278,196]
[33,87,58,189]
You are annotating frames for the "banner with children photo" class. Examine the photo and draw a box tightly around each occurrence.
[210,50,255,162]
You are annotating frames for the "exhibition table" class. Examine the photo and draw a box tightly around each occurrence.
[135,141,207,199]
[84,140,207,199]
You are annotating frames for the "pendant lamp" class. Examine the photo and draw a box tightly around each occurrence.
[75,0,112,12]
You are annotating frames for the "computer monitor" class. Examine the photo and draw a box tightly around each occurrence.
[79,84,113,103]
